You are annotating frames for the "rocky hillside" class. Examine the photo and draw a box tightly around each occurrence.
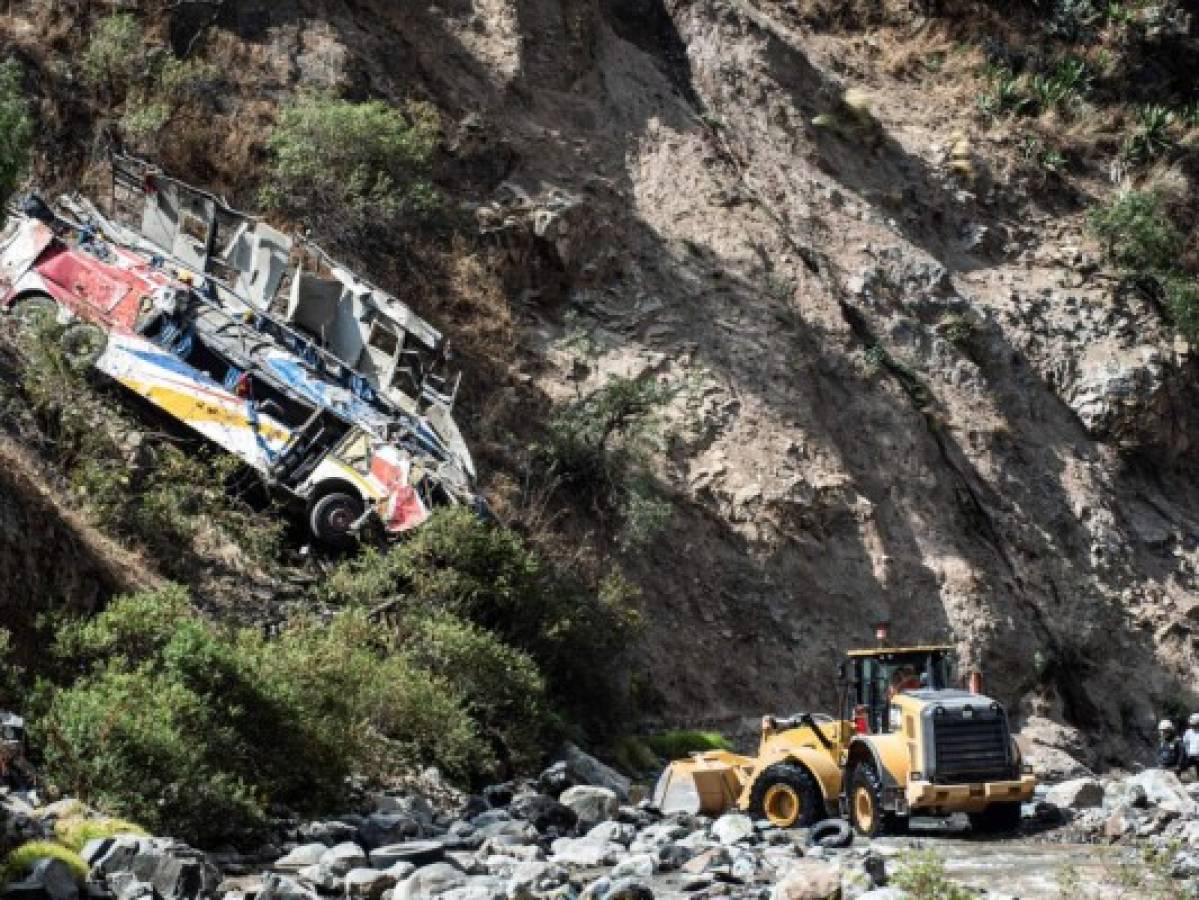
[2,0,1199,770]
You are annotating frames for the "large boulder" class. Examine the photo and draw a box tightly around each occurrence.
[551,744,632,800]
[88,838,218,900]
[358,813,421,849]
[6,858,80,900]
[558,786,619,829]
[1131,770,1196,810]
[1045,777,1105,809]
[771,861,843,900]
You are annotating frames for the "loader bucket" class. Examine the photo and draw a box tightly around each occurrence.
[652,752,748,816]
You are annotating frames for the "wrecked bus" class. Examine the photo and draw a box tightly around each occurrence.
[0,156,479,546]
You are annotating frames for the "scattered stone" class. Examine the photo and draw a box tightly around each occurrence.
[509,795,578,833]
[393,862,467,900]
[343,868,396,899]
[587,821,637,846]
[320,843,368,876]
[275,844,328,870]
[550,836,625,867]
[712,814,756,845]
[369,841,444,869]
[297,822,359,846]
[610,854,656,880]
[1046,778,1105,810]
[482,785,514,809]
[257,875,319,900]
[559,786,620,829]
[771,860,843,899]
[1131,770,1196,810]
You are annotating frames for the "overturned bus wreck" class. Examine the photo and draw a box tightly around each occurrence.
[0,155,480,546]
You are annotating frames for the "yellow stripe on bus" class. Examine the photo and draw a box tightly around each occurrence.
[118,377,293,445]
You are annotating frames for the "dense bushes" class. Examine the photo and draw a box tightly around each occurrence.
[0,60,32,223]
[1088,191,1199,345]
[29,509,634,846]
[323,507,641,730]
[33,586,494,846]
[262,96,441,243]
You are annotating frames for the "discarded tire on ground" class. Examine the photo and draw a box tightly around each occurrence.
[810,817,853,848]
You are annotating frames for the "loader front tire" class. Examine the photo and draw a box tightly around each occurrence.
[849,762,903,838]
[749,763,821,828]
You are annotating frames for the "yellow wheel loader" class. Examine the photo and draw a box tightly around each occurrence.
[652,639,1036,836]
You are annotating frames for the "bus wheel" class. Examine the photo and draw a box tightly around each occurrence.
[309,492,364,548]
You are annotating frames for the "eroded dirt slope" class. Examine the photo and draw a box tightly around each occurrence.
[4,0,1198,762]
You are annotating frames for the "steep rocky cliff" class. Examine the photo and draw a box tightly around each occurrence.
[3,0,1198,765]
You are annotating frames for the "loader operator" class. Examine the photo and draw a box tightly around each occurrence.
[888,665,921,700]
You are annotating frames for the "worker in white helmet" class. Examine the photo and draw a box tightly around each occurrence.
[1182,714,1199,780]
[1158,719,1184,771]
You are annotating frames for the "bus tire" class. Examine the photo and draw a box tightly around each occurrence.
[309,491,364,548]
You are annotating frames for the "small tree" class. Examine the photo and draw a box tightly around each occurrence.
[262,96,441,243]
[542,375,676,550]
[81,14,145,99]
[0,61,32,224]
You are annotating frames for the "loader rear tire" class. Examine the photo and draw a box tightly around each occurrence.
[849,762,903,838]
[749,763,821,828]
[968,801,1022,835]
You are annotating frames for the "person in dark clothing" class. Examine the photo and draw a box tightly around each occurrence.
[1158,719,1185,771]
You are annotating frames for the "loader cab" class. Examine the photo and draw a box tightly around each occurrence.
[838,646,955,735]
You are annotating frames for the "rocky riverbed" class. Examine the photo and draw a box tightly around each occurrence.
[7,747,1199,900]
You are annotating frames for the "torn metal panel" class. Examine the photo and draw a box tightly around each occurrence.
[102,154,470,475]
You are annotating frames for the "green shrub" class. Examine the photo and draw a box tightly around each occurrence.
[644,729,731,760]
[322,508,641,731]
[0,841,88,887]
[892,850,973,900]
[81,15,146,97]
[262,96,441,242]
[1123,104,1176,163]
[541,375,676,550]
[609,735,659,773]
[0,61,31,224]
[403,611,547,769]
[1088,191,1182,274]
[35,588,490,846]
[54,816,148,852]
[1163,274,1199,346]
